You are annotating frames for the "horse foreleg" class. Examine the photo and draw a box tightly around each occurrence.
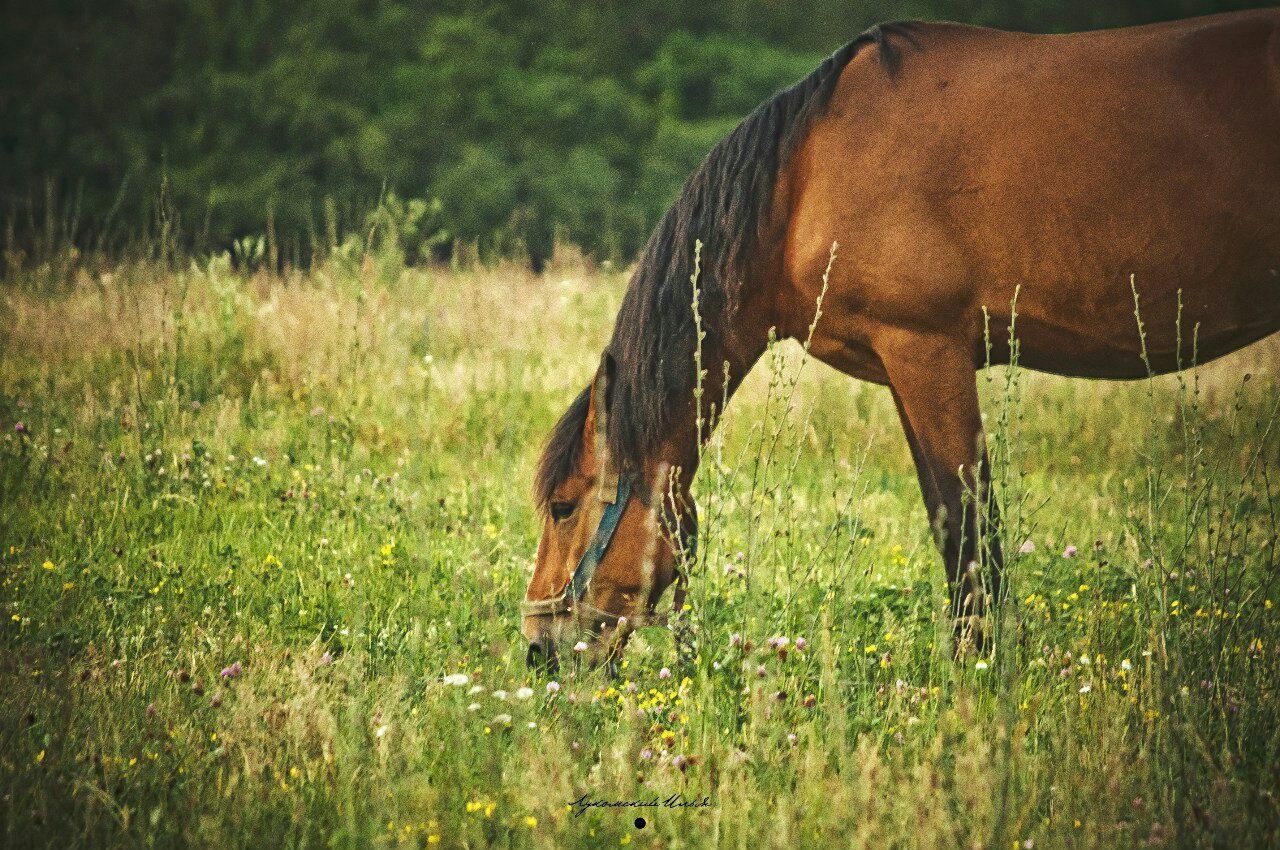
[880,334,1003,655]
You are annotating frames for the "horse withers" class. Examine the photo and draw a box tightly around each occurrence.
[522,11,1280,669]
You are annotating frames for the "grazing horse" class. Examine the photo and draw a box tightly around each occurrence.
[522,11,1280,670]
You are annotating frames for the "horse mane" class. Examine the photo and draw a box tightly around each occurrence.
[535,23,916,508]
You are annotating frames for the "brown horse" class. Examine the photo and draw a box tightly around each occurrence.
[522,11,1280,670]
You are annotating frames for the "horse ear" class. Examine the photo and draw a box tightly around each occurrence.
[589,351,619,500]
[590,351,615,442]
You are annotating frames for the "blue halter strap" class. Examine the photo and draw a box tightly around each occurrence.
[564,472,633,600]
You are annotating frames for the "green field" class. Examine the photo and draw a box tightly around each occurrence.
[2,248,1278,848]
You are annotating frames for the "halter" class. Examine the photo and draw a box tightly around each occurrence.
[520,354,692,633]
[519,471,693,631]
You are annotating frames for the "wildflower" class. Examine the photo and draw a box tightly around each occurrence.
[787,733,797,746]
[493,690,508,700]
[1120,659,1132,672]
[14,422,26,433]
[756,664,767,678]
[1079,655,1091,666]
[1023,841,1035,849]
[515,687,534,700]
[1018,539,1036,554]
[794,636,807,651]
[974,660,989,671]
[375,724,389,738]
[525,816,537,829]
[729,632,743,648]
[443,673,470,687]
[469,685,484,695]
[211,691,223,708]
[319,651,333,666]
[146,703,157,719]
[639,748,653,761]
[573,641,588,654]
[493,714,512,726]
[1063,545,1078,558]
[803,694,817,709]
[252,456,268,467]
[220,661,242,679]
[658,667,672,679]
[467,703,481,712]
[672,754,688,771]
[1079,683,1092,694]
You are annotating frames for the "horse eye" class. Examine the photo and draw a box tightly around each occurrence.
[550,501,576,523]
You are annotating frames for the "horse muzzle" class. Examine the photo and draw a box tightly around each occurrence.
[525,633,560,674]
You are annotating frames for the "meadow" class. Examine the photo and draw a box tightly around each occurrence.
[1,245,1278,848]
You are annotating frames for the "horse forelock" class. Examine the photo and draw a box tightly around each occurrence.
[534,385,591,511]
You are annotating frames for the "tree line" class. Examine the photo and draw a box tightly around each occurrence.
[0,0,1263,266]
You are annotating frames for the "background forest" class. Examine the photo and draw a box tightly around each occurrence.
[2,0,1273,266]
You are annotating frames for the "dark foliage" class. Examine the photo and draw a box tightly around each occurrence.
[0,1,1266,265]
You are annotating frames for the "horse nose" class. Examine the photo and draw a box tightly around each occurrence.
[526,637,560,674]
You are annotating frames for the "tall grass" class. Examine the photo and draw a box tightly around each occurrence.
[1,243,1277,848]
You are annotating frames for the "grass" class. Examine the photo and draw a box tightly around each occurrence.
[1,245,1278,848]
